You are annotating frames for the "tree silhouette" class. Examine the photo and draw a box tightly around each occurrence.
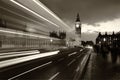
[59,31,66,39]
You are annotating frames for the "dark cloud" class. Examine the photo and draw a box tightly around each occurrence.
[40,0,120,26]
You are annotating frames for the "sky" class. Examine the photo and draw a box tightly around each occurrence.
[39,0,120,42]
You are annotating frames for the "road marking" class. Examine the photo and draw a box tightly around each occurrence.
[76,67,80,72]
[58,58,64,62]
[67,59,76,66]
[68,52,77,57]
[75,55,88,72]
[80,49,83,52]
[8,61,52,80]
[49,72,60,80]
[77,54,82,58]
[81,55,87,65]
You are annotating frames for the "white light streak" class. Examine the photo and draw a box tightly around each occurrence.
[0,6,46,27]
[33,0,60,21]
[33,0,70,29]
[0,51,59,68]
[0,50,40,59]
[0,28,49,39]
[0,27,60,40]
[10,0,59,28]
[0,50,39,56]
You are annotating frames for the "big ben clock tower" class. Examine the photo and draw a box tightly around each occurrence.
[75,13,81,37]
[74,13,82,46]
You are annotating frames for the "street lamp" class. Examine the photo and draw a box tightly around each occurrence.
[103,38,106,42]
[50,39,53,42]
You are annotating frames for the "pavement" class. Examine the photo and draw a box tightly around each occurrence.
[83,51,120,80]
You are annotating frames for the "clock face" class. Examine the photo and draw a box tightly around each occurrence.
[76,24,79,28]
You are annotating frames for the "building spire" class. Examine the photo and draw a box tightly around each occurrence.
[76,13,80,22]
[98,32,101,37]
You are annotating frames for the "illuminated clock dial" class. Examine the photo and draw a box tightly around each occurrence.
[76,24,79,28]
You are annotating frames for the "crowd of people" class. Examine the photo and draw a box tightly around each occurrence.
[94,44,120,63]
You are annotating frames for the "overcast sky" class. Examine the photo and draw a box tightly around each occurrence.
[40,0,120,42]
